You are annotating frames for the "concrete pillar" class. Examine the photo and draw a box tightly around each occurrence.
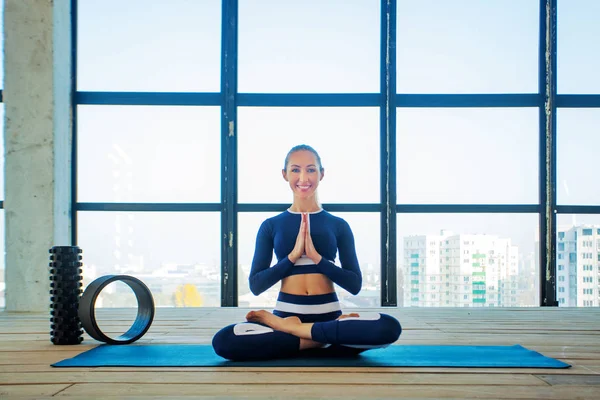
[4,0,72,311]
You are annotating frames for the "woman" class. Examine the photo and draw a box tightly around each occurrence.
[212,144,401,361]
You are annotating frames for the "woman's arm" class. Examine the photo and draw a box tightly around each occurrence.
[248,220,294,295]
[317,220,362,295]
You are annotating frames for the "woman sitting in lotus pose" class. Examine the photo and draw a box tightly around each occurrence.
[212,144,401,361]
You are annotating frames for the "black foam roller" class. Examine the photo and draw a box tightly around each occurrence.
[49,245,84,345]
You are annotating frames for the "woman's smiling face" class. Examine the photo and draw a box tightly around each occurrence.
[282,150,324,199]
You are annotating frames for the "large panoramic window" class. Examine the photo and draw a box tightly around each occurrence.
[73,1,599,308]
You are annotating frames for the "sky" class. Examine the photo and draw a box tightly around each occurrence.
[1,0,599,307]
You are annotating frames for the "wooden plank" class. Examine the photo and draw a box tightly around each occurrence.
[440,329,600,335]
[535,374,600,385]
[581,366,600,374]
[0,333,52,341]
[0,342,97,352]
[529,346,600,353]
[0,351,83,365]
[542,352,600,360]
[56,383,600,399]
[0,326,52,334]
[0,364,95,373]
[560,359,600,366]
[0,384,71,397]
[0,371,547,386]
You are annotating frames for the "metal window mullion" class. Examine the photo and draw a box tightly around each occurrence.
[556,94,600,108]
[75,92,221,106]
[237,93,380,107]
[397,204,540,213]
[220,0,238,307]
[556,205,600,214]
[539,0,558,307]
[237,204,382,213]
[397,94,539,108]
[76,203,222,212]
[71,0,79,245]
[380,0,397,307]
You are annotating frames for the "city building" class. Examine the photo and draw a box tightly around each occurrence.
[556,225,600,307]
[403,230,520,307]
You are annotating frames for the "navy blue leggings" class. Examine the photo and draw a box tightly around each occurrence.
[212,292,402,361]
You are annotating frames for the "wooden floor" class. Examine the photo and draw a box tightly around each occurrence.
[1,307,600,399]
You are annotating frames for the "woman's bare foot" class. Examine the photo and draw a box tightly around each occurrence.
[337,313,360,320]
[246,310,302,333]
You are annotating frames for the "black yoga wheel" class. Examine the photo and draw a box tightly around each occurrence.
[78,275,155,344]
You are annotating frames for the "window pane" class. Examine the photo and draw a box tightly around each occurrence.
[77,106,220,203]
[239,0,380,93]
[238,211,381,308]
[557,0,600,94]
[0,107,2,306]
[238,212,280,307]
[77,211,221,307]
[77,0,221,92]
[557,109,600,205]
[397,213,539,307]
[556,214,600,307]
[0,211,4,308]
[336,212,381,308]
[238,107,380,203]
[0,105,4,197]
[396,108,538,204]
[0,0,4,89]
[397,0,538,93]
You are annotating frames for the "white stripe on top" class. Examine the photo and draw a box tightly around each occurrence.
[294,256,316,266]
[294,255,334,266]
[275,300,342,315]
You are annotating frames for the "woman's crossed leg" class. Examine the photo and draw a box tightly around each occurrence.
[212,310,401,361]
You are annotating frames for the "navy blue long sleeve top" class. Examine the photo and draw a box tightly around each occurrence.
[248,209,363,296]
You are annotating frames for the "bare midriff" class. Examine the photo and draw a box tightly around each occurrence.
[280,273,335,296]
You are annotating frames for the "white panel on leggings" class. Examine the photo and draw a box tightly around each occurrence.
[233,323,274,336]
[275,300,341,314]
[338,312,381,322]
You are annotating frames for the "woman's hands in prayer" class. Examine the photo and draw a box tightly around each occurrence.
[303,213,322,264]
[288,213,322,264]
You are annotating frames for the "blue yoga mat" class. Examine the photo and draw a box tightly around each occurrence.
[52,344,570,368]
